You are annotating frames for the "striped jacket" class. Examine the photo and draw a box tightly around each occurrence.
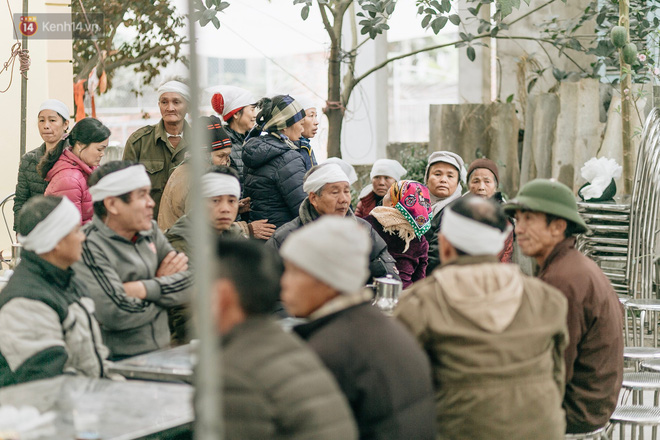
[73,215,192,359]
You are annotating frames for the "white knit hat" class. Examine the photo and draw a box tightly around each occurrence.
[280,217,371,294]
[370,159,407,180]
[211,86,257,122]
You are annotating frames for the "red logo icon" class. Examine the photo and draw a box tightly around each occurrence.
[19,16,37,37]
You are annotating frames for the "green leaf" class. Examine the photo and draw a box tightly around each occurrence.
[467,46,476,61]
[211,16,220,29]
[421,14,432,28]
[386,2,395,15]
[441,0,451,13]
[506,94,515,103]
[468,7,478,16]
[449,14,461,25]
[498,0,521,18]
[218,2,230,11]
[527,78,538,93]
[301,5,309,20]
[431,16,448,34]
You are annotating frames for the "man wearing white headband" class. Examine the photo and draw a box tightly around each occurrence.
[0,196,111,386]
[73,161,192,359]
[123,77,191,218]
[395,196,569,439]
[355,158,407,219]
[267,163,399,282]
[280,216,435,439]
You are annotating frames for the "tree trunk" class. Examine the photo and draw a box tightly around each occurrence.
[325,5,345,159]
[620,0,633,194]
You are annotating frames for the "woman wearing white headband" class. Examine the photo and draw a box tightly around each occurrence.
[13,99,71,230]
[0,196,110,385]
[123,77,191,219]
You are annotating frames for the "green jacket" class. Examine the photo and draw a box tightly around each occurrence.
[123,119,190,218]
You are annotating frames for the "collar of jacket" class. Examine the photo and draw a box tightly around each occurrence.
[441,254,500,269]
[226,127,245,144]
[154,119,191,152]
[296,137,312,151]
[21,249,74,290]
[538,236,576,276]
[91,214,155,244]
[221,316,280,347]
[298,197,357,225]
[293,301,371,340]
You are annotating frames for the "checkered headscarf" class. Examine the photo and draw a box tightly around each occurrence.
[262,95,306,133]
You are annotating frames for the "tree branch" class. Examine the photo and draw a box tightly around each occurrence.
[318,2,336,45]
[103,41,184,74]
[507,0,557,27]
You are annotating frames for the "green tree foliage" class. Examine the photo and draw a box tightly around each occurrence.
[72,0,186,89]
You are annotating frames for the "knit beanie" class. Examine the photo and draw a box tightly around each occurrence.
[280,217,371,294]
[467,158,499,185]
[201,115,232,151]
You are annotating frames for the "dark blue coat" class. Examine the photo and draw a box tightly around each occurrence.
[242,134,307,228]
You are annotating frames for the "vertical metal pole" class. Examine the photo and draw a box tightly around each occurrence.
[20,0,28,157]
[186,1,222,439]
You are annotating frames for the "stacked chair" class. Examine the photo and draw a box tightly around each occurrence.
[600,109,660,438]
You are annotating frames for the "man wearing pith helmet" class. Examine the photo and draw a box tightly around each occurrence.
[503,178,623,435]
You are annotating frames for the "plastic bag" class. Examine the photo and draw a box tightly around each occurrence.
[579,157,622,201]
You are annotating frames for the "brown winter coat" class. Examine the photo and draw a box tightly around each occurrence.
[538,237,624,434]
[395,256,569,440]
[158,162,190,230]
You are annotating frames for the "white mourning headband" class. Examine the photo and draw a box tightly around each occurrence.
[440,206,512,255]
[201,173,241,199]
[303,164,349,194]
[18,197,81,254]
[157,80,191,102]
[89,165,152,202]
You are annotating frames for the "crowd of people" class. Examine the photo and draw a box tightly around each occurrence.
[2,78,624,439]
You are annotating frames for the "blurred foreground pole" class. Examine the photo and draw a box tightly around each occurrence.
[20,0,28,156]
[187,1,222,439]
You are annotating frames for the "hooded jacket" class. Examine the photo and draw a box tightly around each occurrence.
[266,198,400,282]
[45,148,95,223]
[242,134,307,228]
[395,256,569,440]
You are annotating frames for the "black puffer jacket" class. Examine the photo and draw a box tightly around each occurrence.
[242,134,307,228]
[227,127,246,184]
[267,198,400,282]
[13,143,49,229]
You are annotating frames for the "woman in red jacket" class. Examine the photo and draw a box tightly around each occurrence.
[38,118,110,223]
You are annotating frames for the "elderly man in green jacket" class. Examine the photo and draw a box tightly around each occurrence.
[123,77,191,218]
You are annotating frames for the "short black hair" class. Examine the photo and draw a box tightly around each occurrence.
[545,214,579,238]
[17,195,63,236]
[446,195,509,255]
[88,160,136,219]
[214,238,283,315]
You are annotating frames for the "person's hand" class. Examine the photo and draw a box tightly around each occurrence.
[250,219,276,240]
[156,251,189,277]
[123,281,147,300]
[238,197,251,214]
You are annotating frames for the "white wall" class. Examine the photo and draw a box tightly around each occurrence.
[0,1,73,255]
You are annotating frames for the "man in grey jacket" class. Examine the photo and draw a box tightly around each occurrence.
[213,238,358,440]
[74,161,192,359]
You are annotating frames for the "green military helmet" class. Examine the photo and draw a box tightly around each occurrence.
[503,179,588,233]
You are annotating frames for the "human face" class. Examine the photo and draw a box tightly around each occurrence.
[372,175,396,197]
[206,194,239,232]
[77,139,108,167]
[158,92,188,125]
[38,110,68,147]
[211,149,231,166]
[514,211,565,265]
[427,162,460,199]
[309,181,351,216]
[281,119,304,142]
[469,168,497,199]
[113,186,155,234]
[231,105,257,134]
[281,261,338,317]
[301,108,319,139]
[54,225,85,268]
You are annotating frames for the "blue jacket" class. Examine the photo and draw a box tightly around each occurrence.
[242,134,307,228]
[295,137,317,171]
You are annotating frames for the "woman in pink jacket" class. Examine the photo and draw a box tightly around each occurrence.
[38,118,110,223]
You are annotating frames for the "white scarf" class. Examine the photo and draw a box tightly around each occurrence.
[431,185,463,217]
